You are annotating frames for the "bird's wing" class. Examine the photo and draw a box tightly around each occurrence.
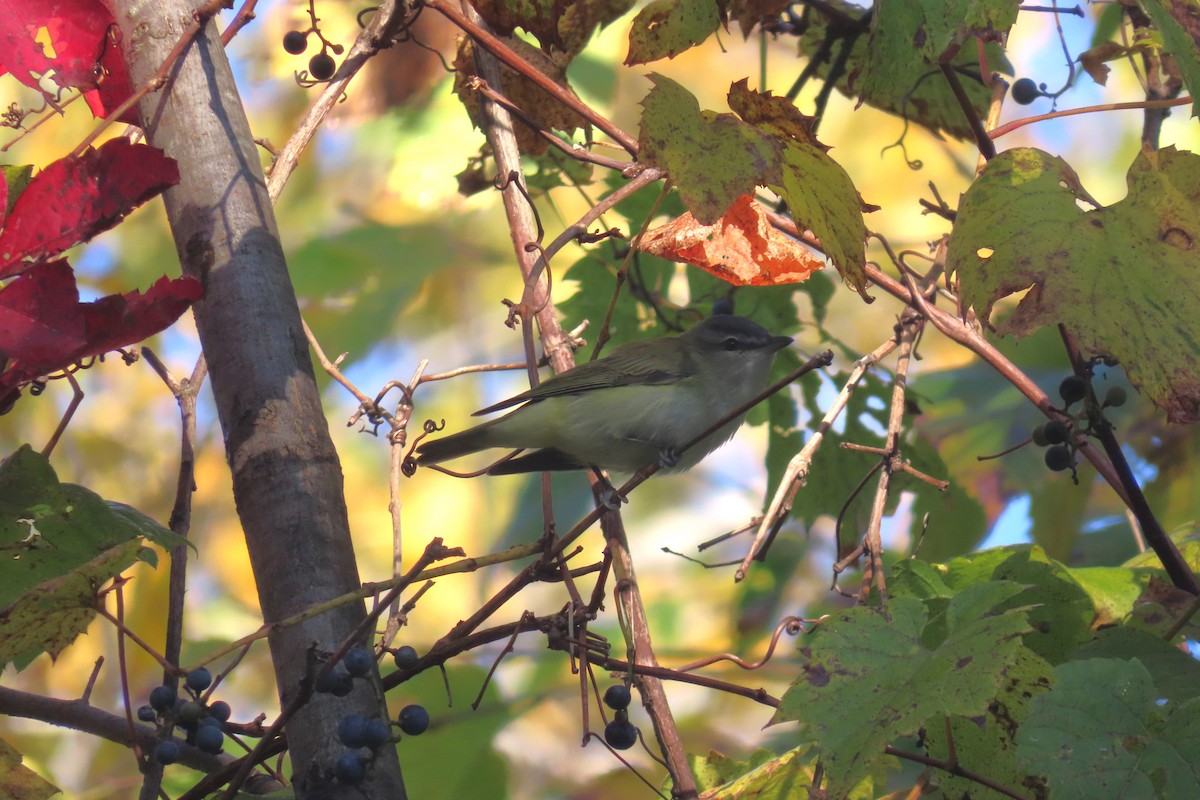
[472,339,692,415]
[486,448,588,474]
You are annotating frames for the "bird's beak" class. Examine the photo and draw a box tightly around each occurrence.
[768,336,794,352]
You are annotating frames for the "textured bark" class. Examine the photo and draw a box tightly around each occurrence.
[108,1,405,795]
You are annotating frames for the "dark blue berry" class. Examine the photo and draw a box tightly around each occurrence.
[1045,444,1073,472]
[154,740,180,765]
[309,52,336,81]
[1059,375,1087,405]
[208,700,231,721]
[186,667,212,693]
[392,645,419,670]
[283,30,309,55]
[363,718,392,749]
[1011,77,1041,105]
[195,724,224,754]
[337,713,368,748]
[149,685,177,711]
[334,752,366,783]
[137,705,157,722]
[603,684,632,710]
[343,646,373,678]
[316,664,354,696]
[604,719,637,750]
[1043,419,1070,445]
[398,704,430,736]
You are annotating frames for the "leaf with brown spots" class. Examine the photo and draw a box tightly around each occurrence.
[471,0,572,51]
[727,0,791,39]
[638,76,870,294]
[452,38,588,157]
[946,147,1200,424]
[771,582,1036,798]
[625,0,721,65]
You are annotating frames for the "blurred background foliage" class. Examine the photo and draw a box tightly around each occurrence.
[1,0,1199,797]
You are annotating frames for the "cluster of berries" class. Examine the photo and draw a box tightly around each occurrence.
[140,667,229,765]
[320,645,431,784]
[282,29,340,81]
[602,684,637,751]
[1031,374,1128,477]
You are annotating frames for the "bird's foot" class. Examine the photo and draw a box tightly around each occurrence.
[591,466,627,510]
[657,447,680,469]
[598,487,627,511]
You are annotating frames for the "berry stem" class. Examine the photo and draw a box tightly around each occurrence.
[1055,326,1199,595]
[1092,420,1199,594]
[989,95,1192,139]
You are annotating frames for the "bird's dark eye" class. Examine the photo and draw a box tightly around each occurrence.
[723,337,739,351]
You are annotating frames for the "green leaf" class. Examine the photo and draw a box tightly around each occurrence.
[923,646,1054,800]
[820,0,1015,140]
[1067,565,1158,628]
[1,165,33,219]
[782,369,896,538]
[889,558,953,600]
[1028,469,1092,561]
[624,0,721,65]
[946,147,1200,424]
[289,221,491,368]
[107,502,191,552]
[558,249,678,348]
[0,737,59,800]
[693,746,817,798]
[904,426,988,561]
[1123,521,1200,572]
[772,583,1033,796]
[0,446,170,667]
[874,0,1019,64]
[607,168,685,223]
[1018,658,1200,799]
[1142,0,1200,117]
[637,78,869,292]
[1074,628,1200,706]
[940,545,1094,663]
[638,74,779,224]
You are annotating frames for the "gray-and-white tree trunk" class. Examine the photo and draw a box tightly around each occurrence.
[109,2,406,795]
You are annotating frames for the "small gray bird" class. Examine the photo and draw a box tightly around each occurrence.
[415,315,793,475]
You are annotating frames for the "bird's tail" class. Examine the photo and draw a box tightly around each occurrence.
[414,421,498,466]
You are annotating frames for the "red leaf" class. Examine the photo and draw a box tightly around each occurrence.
[82,46,136,123]
[0,0,107,90]
[0,139,179,278]
[0,0,136,121]
[638,194,825,286]
[0,260,202,395]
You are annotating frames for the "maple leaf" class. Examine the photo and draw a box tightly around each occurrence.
[0,260,202,403]
[0,139,179,278]
[638,194,824,286]
[0,0,136,121]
